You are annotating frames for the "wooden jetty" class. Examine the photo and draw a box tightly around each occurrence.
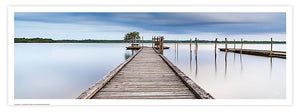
[219,48,286,59]
[77,47,213,99]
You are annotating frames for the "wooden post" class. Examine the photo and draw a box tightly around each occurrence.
[225,38,228,53]
[134,35,136,47]
[159,37,161,53]
[240,38,243,54]
[161,36,164,54]
[132,35,134,47]
[234,39,236,52]
[270,37,273,56]
[151,37,153,48]
[190,38,192,53]
[195,38,198,57]
[215,38,217,55]
[138,37,140,47]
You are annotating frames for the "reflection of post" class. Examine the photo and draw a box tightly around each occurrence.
[190,47,192,73]
[195,55,198,78]
[225,43,228,78]
[177,40,179,52]
[177,40,178,63]
[215,50,217,75]
[270,57,273,78]
[240,53,243,75]
[240,38,243,54]
[175,40,177,52]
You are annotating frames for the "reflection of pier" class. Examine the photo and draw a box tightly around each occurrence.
[219,48,286,59]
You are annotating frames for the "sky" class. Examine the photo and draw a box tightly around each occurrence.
[14,12,286,41]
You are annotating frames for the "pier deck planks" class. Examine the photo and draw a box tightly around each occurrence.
[77,47,213,99]
[219,48,286,59]
[91,47,196,99]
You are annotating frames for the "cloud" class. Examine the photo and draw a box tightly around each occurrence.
[14,12,286,40]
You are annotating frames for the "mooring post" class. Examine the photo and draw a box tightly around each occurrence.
[240,38,243,54]
[139,37,140,47]
[132,35,134,47]
[190,38,192,53]
[215,38,217,55]
[134,35,136,47]
[270,37,273,56]
[157,37,159,48]
[159,37,161,53]
[225,38,228,53]
[151,36,153,48]
[195,38,198,57]
[234,39,236,52]
[161,36,164,54]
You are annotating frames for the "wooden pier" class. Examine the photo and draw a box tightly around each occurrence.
[77,47,213,99]
[219,48,286,59]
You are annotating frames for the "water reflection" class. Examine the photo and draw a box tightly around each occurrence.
[177,43,179,64]
[270,57,273,78]
[195,55,198,78]
[225,51,228,78]
[214,52,217,75]
[190,50,192,73]
[234,52,236,64]
[163,43,286,99]
[124,49,137,60]
[240,54,243,75]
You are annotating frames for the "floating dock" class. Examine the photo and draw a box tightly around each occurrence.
[219,48,286,59]
[77,47,213,99]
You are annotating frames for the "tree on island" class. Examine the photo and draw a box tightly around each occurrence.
[124,31,140,47]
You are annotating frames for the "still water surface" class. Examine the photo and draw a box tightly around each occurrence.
[14,43,286,99]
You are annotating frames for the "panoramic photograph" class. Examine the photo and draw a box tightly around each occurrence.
[14,12,286,99]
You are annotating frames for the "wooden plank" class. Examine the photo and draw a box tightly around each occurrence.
[94,91,194,97]
[78,47,213,99]
[219,48,286,59]
[94,95,196,99]
[159,54,214,99]
[76,48,143,99]
[100,87,190,92]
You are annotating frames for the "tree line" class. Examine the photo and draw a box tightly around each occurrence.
[14,37,286,44]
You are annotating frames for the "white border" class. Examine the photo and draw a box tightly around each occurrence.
[8,6,293,106]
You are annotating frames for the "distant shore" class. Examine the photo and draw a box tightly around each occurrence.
[14,38,286,44]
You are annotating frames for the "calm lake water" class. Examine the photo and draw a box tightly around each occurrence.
[14,43,286,99]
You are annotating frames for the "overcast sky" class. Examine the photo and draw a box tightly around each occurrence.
[14,12,286,41]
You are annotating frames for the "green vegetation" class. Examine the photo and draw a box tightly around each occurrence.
[15,38,55,43]
[123,31,141,42]
[14,37,286,44]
